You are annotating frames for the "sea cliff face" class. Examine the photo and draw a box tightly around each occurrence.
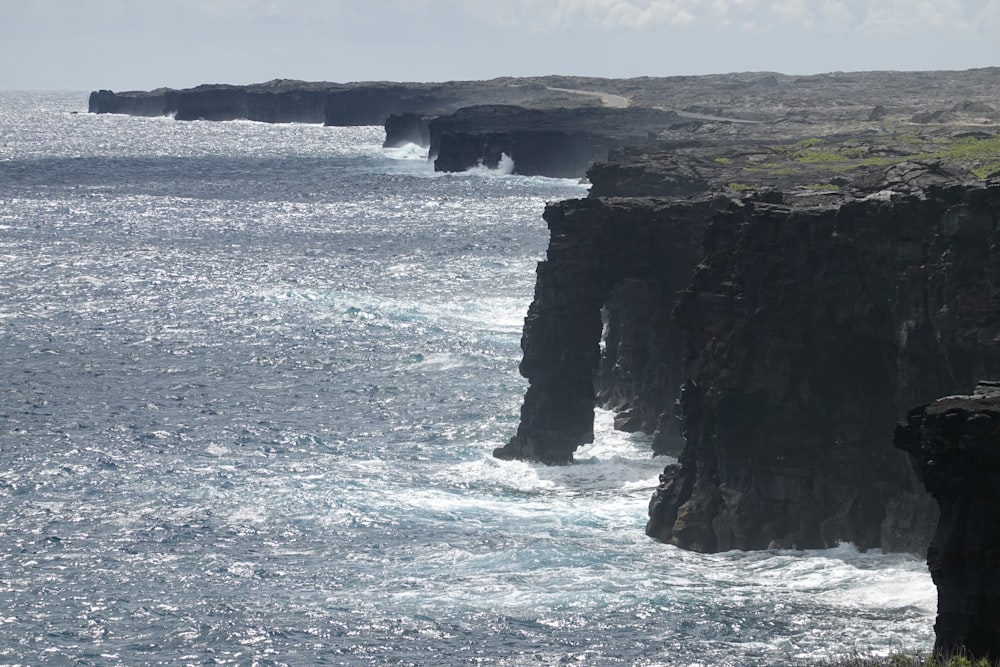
[502,145,1000,553]
[427,106,691,178]
[648,180,1000,553]
[88,78,607,127]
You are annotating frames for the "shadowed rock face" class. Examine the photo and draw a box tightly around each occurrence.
[895,382,1000,661]
[494,196,716,463]
[501,154,1000,553]
[383,113,431,148]
[646,181,1000,553]
[427,106,692,178]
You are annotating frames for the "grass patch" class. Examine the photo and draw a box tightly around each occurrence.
[826,651,1000,667]
[938,134,1000,161]
[795,137,827,148]
[743,132,1000,183]
[797,150,846,164]
[971,161,1000,179]
[714,156,733,165]
[805,183,840,191]
[726,181,758,191]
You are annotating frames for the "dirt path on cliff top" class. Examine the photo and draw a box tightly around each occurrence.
[546,86,766,124]
[547,86,631,108]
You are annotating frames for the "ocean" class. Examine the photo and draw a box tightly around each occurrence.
[0,91,935,666]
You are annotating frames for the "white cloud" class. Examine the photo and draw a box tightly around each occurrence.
[539,0,700,28]
[770,0,815,26]
[859,0,972,32]
[510,0,995,33]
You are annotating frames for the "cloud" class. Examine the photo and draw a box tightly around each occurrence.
[538,0,699,28]
[859,0,972,32]
[504,0,997,34]
[770,0,814,26]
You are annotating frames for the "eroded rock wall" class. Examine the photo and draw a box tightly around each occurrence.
[647,184,1000,552]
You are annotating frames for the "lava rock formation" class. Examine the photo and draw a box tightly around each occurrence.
[895,381,1000,661]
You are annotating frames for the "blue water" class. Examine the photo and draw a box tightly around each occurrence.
[0,92,935,666]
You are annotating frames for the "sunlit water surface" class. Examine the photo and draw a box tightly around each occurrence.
[0,92,934,666]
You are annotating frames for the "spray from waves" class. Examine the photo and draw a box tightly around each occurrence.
[495,153,516,175]
[461,152,516,177]
[383,142,430,161]
[386,406,936,665]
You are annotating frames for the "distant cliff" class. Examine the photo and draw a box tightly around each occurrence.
[426,105,695,178]
[88,77,608,126]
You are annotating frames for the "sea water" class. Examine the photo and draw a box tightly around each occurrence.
[0,92,935,666]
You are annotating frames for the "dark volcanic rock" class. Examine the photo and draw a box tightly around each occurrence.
[501,138,1000,553]
[494,196,715,463]
[645,181,1000,553]
[89,88,177,117]
[428,105,694,178]
[895,381,1000,661]
[88,77,608,126]
[383,112,432,148]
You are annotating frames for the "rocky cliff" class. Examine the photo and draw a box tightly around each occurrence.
[895,381,1000,660]
[502,129,1000,554]
[494,196,714,462]
[88,77,607,125]
[647,177,1000,553]
[427,105,695,178]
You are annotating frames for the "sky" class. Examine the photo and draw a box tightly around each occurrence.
[1,0,997,90]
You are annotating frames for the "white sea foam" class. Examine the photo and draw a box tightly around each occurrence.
[383,142,430,161]
[464,152,516,176]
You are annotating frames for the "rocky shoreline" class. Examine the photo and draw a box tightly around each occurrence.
[90,69,1000,178]
[91,69,1000,656]
[89,68,1000,555]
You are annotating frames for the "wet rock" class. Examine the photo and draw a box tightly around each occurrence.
[384,112,432,148]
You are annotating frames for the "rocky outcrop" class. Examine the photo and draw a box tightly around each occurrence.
[895,381,1000,661]
[90,81,332,123]
[383,112,432,148]
[89,88,177,117]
